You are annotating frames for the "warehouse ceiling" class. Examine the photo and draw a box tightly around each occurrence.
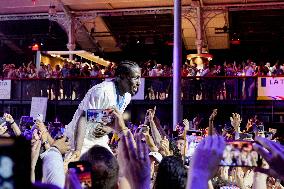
[0,0,284,55]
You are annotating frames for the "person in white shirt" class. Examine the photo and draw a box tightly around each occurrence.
[66,61,141,158]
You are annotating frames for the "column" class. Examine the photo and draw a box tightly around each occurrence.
[196,7,203,54]
[67,17,75,60]
[173,0,182,130]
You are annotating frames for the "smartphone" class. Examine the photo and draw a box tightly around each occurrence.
[68,161,92,189]
[220,141,262,167]
[34,114,43,122]
[0,117,6,125]
[257,124,264,132]
[138,125,149,133]
[184,156,190,166]
[61,127,66,134]
[86,109,114,125]
[0,137,31,189]
[187,130,202,136]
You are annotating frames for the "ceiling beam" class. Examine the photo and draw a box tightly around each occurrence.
[0,32,24,54]
[203,1,284,8]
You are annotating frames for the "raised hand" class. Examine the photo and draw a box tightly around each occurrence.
[209,109,218,122]
[148,109,155,122]
[230,113,242,132]
[139,125,159,152]
[120,131,151,189]
[159,136,171,156]
[3,113,14,124]
[36,120,48,133]
[183,119,190,131]
[208,109,218,136]
[187,135,225,189]
[110,107,128,134]
[253,136,284,181]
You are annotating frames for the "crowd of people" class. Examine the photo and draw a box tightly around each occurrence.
[2,59,284,80]
[0,60,283,189]
[1,62,116,79]
[2,59,284,101]
[0,107,283,189]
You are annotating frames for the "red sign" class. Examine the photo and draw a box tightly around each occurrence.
[32,44,39,51]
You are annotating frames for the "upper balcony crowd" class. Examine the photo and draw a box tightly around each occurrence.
[1,59,284,80]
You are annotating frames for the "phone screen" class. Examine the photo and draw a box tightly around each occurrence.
[68,161,92,189]
[86,109,113,125]
[220,141,261,167]
[138,125,149,133]
[0,117,6,125]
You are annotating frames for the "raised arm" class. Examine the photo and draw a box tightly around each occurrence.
[230,113,242,140]
[208,109,217,136]
[36,121,54,145]
[4,113,21,136]
[73,115,87,158]
[154,116,168,139]
[187,135,225,189]
[147,108,162,147]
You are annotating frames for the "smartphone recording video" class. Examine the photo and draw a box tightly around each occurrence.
[68,161,92,189]
[138,125,149,133]
[220,141,262,167]
[0,117,6,125]
[86,109,114,126]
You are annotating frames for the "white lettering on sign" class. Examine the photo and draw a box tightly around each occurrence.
[0,80,11,99]
[269,79,284,85]
[258,77,284,100]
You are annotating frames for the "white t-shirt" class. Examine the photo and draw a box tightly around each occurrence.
[66,81,131,154]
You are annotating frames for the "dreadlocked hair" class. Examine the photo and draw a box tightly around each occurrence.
[114,60,139,77]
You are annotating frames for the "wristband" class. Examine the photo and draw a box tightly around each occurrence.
[10,121,15,125]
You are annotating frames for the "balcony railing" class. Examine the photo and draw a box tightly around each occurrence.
[1,76,273,101]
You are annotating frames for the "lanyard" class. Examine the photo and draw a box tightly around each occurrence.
[113,80,125,111]
[116,95,125,111]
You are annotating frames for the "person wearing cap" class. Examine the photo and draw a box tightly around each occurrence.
[149,151,163,183]
[222,124,236,141]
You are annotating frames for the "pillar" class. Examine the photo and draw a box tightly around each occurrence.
[196,7,204,54]
[173,0,182,130]
[67,17,76,60]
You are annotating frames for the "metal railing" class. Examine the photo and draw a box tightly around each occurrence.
[5,76,260,101]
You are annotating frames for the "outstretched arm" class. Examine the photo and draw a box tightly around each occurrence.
[253,136,284,182]
[74,115,87,158]
[230,113,242,140]
[36,121,54,145]
[147,108,162,147]
[208,109,217,136]
[4,113,21,136]
[187,135,225,189]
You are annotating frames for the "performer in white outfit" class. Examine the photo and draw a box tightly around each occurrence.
[66,61,141,157]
